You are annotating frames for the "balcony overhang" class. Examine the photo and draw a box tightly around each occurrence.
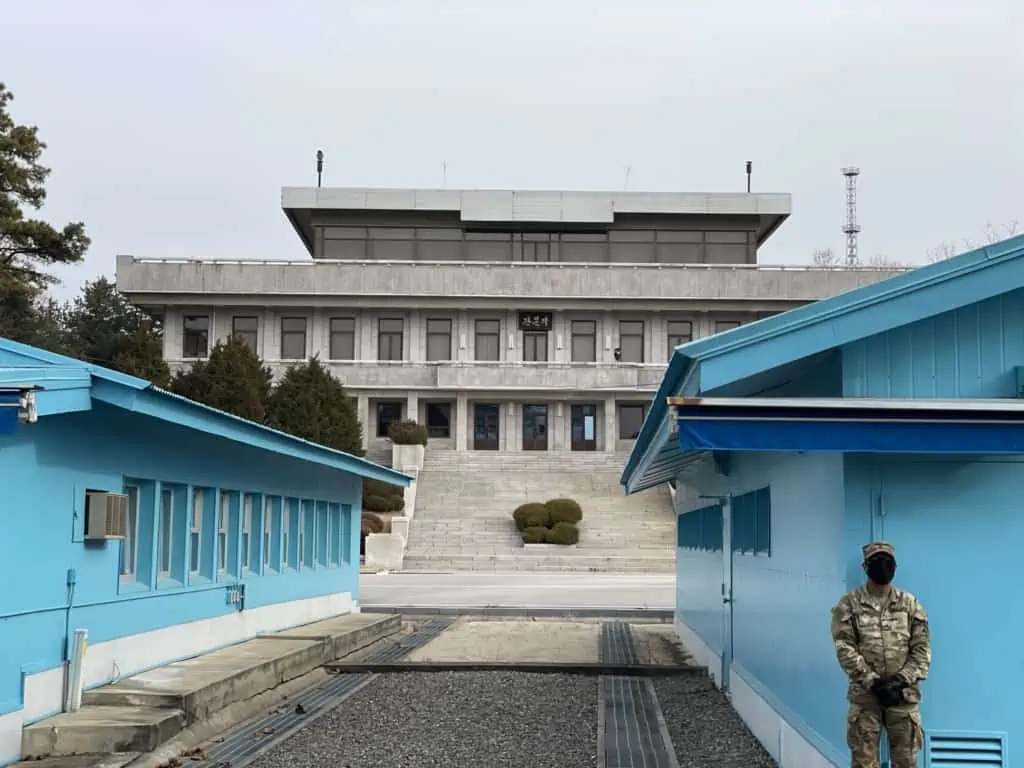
[281,187,792,255]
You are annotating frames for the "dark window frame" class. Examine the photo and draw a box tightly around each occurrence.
[570,320,597,363]
[474,319,501,362]
[182,315,210,359]
[522,331,549,362]
[618,320,645,363]
[617,403,648,440]
[425,402,452,438]
[232,316,259,352]
[425,318,453,362]
[376,401,404,438]
[280,317,308,360]
[329,317,356,360]
[666,319,693,358]
[378,318,405,361]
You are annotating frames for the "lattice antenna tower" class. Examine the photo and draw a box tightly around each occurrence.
[842,166,861,266]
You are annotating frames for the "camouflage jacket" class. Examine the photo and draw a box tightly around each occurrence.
[830,585,931,704]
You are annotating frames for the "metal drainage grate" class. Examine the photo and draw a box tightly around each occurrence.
[600,621,680,768]
[200,618,452,767]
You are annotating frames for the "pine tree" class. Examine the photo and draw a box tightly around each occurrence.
[115,322,171,387]
[170,337,272,422]
[266,357,364,456]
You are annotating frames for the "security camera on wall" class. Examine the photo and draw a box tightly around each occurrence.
[613,347,622,362]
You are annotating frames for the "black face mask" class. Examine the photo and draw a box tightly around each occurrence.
[866,555,897,586]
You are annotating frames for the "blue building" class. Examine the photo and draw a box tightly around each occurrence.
[622,235,1024,768]
[0,338,409,765]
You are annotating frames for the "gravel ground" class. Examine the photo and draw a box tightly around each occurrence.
[653,675,778,768]
[250,671,599,768]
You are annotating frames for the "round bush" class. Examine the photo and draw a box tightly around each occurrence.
[546,498,583,525]
[388,419,428,445]
[364,478,404,499]
[387,494,406,512]
[545,521,579,545]
[362,494,392,513]
[522,526,548,544]
[513,502,550,531]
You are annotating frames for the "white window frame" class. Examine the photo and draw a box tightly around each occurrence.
[263,497,273,569]
[120,485,140,581]
[159,488,174,577]
[190,489,203,575]
[218,492,230,573]
[297,505,305,568]
[282,504,291,568]
[242,495,253,572]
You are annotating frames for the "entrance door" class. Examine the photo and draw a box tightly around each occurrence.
[570,404,598,451]
[522,404,548,451]
[721,495,735,692]
[473,403,500,450]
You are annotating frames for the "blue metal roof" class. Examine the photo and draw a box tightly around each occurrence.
[0,337,411,487]
[621,234,1024,494]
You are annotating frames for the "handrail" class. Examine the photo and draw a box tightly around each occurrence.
[119,256,911,273]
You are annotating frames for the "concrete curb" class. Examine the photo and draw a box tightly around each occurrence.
[323,660,705,676]
[361,605,674,621]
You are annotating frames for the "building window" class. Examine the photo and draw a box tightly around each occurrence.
[523,331,548,362]
[182,315,209,358]
[378,318,404,361]
[571,320,596,363]
[677,504,724,552]
[280,317,307,360]
[376,401,404,437]
[426,318,453,362]
[666,320,692,358]
[475,319,501,362]
[263,496,273,570]
[618,403,647,440]
[190,489,203,575]
[715,320,741,333]
[618,320,645,363]
[732,487,772,556]
[426,402,452,438]
[218,492,230,573]
[298,503,306,568]
[158,487,174,577]
[232,316,258,351]
[282,503,291,568]
[120,485,140,580]
[242,495,252,572]
[329,317,356,360]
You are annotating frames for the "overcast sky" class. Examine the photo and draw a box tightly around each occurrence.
[3,0,1023,299]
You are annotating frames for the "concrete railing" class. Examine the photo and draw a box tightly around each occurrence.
[116,255,909,304]
[364,443,425,572]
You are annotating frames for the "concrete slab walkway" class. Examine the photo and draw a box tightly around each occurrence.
[359,571,675,613]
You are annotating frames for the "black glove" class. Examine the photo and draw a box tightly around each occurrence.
[871,676,907,707]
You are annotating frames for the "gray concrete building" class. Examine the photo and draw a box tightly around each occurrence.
[115,187,905,459]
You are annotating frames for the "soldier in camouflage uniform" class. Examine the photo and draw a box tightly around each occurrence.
[830,541,931,768]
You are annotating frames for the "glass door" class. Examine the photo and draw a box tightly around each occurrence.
[571,404,598,451]
[521,404,549,451]
[473,403,500,450]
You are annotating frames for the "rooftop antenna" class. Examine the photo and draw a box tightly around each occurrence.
[622,166,632,191]
[842,166,861,266]
[442,160,448,189]
[745,161,752,193]
[316,149,324,188]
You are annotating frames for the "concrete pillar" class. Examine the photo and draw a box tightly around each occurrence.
[357,395,370,451]
[359,311,373,360]
[408,310,421,362]
[604,397,616,452]
[164,311,183,359]
[455,394,469,451]
[505,402,518,451]
[602,310,615,363]
[551,402,567,452]
[406,393,420,424]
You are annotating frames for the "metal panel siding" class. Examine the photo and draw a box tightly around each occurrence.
[846,455,1024,753]
[842,290,1024,398]
[674,451,849,758]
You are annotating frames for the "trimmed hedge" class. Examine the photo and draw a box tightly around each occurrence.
[545,521,579,545]
[546,498,583,525]
[522,526,548,544]
[513,502,550,531]
[363,478,406,513]
[388,419,428,445]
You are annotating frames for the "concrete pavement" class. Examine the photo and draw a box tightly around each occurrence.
[357,571,675,612]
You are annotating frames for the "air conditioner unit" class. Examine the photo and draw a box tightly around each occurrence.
[85,492,129,540]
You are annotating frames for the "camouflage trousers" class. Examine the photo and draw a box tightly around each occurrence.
[847,702,923,768]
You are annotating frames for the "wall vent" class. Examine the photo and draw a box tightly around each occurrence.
[85,492,130,540]
[925,731,1007,767]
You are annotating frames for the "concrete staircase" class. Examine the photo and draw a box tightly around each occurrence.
[402,450,676,572]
